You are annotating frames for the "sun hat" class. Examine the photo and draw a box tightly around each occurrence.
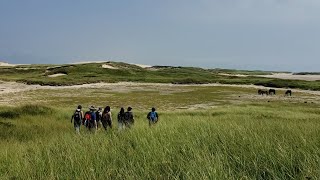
[89,105,96,110]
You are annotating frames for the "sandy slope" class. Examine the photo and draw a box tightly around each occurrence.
[0,62,17,67]
[101,64,118,69]
[220,73,320,81]
[48,73,67,77]
[255,73,320,81]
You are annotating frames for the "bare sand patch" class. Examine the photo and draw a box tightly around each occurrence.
[0,62,28,67]
[46,66,63,69]
[218,73,248,77]
[48,73,67,78]
[15,67,40,70]
[0,62,16,67]
[102,64,118,69]
[133,64,152,68]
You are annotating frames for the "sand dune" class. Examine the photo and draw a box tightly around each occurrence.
[48,73,67,77]
[0,62,16,67]
[101,64,118,69]
[220,73,320,81]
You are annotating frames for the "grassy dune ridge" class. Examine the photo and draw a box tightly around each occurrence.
[0,104,319,179]
[1,62,320,90]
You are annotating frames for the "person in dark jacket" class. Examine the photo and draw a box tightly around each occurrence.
[124,107,134,128]
[87,106,97,131]
[96,107,103,130]
[71,105,84,134]
[101,106,112,131]
[117,107,125,130]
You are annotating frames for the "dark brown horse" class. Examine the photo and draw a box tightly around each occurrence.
[285,90,292,96]
[258,89,269,95]
[269,89,276,95]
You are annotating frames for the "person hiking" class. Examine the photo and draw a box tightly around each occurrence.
[71,105,84,133]
[117,107,125,130]
[147,107,159,126]
[83,110,91,128]
[96,107,103,130]
[88,106,97,131]
[101,106,112,131]
[124,107,134,128]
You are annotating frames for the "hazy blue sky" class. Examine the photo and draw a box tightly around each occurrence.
[1,0,320,71]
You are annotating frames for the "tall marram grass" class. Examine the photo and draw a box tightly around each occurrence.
[0,104,320,179]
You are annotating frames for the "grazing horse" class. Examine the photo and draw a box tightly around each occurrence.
[269,89,276,95]
[258,89,269,95]
[285,90,292,96]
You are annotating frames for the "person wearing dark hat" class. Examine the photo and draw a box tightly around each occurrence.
[71,105,84,134]
[124,106,134,128]
[88,106,97,131]
[117,107,125,130]
[147,107,159,126]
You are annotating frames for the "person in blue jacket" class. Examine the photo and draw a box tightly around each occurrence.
[88,106,97,131]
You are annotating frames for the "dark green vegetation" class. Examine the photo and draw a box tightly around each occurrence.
[0,103,319,179]
[1,61,320,90]
[294,72,320,75]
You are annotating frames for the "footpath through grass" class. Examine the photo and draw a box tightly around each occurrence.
[0,104,319,179]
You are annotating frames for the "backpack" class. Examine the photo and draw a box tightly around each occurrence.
[118,112,124,122]
[85,112,91,121]
[102,112,111,121]
[73,110,81,123]
[96,111,102,121]
[82,111,91,126]
[124,112,132,122]
[149,111,157,121]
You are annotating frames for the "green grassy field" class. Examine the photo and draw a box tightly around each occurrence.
[1,62,320,90]
[0,83,320,179]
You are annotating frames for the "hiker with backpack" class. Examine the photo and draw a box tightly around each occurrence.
[71,105,84,134]
[124,107,134,128]
[117,107,125,130]
[147,107,159,126]
[101,106,112,131]
[83,109,91,128]
[87,106,97,131]
[96,107,103,130]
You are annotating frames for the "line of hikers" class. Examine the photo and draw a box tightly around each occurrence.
[71,105,159,133]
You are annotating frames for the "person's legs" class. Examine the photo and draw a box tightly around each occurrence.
[118,121,123,131]
[107,119,112,129]
[102,120,107,131]
[126,121,131,128]
[99,121,102,129]
[74,122,80,134]
[96,120,99,130]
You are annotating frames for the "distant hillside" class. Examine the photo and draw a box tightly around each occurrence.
[0,61,16,67]
[294,72,320,75]
[0,61,319,90]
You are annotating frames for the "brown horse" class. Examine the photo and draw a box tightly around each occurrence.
[285,90,292,96]
[258,89,269,95]
[269,89,276,95]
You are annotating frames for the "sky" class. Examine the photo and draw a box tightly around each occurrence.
[0,0,320,72]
